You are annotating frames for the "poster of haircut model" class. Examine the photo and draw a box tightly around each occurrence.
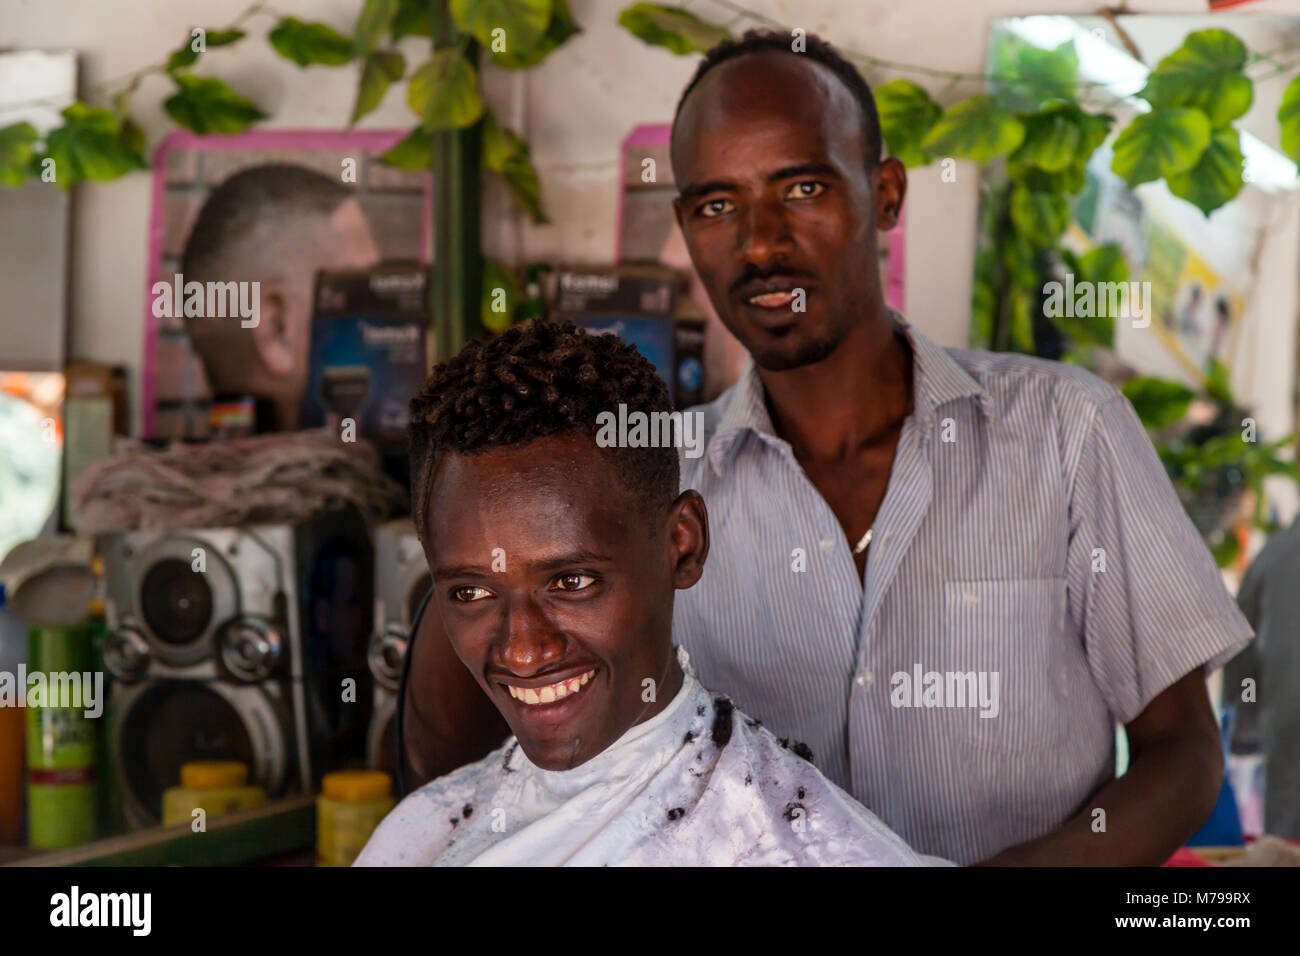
[143,130,432,440]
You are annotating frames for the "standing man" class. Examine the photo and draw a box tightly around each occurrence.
[402,29,1252,865]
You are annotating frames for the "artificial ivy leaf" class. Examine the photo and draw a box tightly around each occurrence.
[874,79,942,167]
[1140,29,1252,129]
[379,126,435,170]
[1278,75,1300,164]
[617,2,730,56]
[999,235,1038,291]
[480,109,524,171]
[164,74,266,134]
[350,51,406,125]
[1079,242,1129,286]
[1210,532,1239,568]
[1008,158,1087,194]
[167,45,200,73]
[269,17,356,67]
[1009,185,1069,246]
[1110,108,1211,188]
[1204,356,1236,407]
[1165,126,1244,216]
[970,274,995,347]
[491,0,580,69]
[920,94,1025,163]
[354,0,398,57]
[42,104,148,188]
[1013,101,1112,172]
[451,0,552,53]
[1122,376,1196,429]
[166,28,247,73]
[502,151,546,222]
[478,110,546,220]
[0,122,39,186]
[392,0,433,39]
[206,29,246,47]
[119,117,146,157]
[990,35,1080,112]
[1008,286,1035,353]
[482,259,520,333]
[409,49,483,130]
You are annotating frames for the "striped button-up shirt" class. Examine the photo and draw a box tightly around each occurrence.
[674,315,1253,864]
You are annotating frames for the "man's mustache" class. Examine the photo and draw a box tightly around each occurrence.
[729,266,818,295]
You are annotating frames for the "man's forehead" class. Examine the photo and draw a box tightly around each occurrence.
[672,52,860,174]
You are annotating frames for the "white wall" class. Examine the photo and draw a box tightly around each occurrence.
[0,0,1252,435]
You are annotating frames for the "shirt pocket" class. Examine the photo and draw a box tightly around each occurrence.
[939,577,1070,756]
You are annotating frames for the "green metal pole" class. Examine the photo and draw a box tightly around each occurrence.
[431,1,483,362]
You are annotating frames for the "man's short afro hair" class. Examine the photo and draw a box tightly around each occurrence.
[672,28,882,169]
[408,320,680,539]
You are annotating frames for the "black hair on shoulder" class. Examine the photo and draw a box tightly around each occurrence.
[672,27,881,169]
[408,320,679,538]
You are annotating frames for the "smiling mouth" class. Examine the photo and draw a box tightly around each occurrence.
[504,669,596,706]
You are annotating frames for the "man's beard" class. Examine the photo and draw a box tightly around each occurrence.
[749,332,842,372]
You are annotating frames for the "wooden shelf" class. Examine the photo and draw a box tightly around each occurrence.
[1,795,316,867]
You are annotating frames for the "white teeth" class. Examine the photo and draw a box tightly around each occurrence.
[749,291,794,305]
[506,669,596,707]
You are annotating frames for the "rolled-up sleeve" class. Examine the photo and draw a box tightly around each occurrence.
[1066,393,1254,724]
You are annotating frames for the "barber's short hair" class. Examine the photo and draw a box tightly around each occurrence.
[180,163,352,281]
[672,28,882,169]
[408,320,679,540]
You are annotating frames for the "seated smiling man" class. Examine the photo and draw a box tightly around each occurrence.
[356,321,938,866]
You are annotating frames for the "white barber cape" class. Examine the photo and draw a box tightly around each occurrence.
[356,649,945,866]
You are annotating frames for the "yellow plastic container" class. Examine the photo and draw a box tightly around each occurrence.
[161,760,266,827]
[317,770,394,867]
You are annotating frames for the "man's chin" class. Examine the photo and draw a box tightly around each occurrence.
[749,335,841,372]
[515,735,598,772]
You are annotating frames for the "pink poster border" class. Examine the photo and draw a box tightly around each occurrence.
[142,128,433,437]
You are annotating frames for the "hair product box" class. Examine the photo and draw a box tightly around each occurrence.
[304,264,428,491]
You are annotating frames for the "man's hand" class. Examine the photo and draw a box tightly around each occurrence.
[400,600,509,791]
[976,668,1224,866]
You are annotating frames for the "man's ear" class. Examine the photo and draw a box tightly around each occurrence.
[874,157,907,232]
[668,489,709,590]
[250,279,296,378]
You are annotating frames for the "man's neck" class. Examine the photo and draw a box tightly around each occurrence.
[759,307,914,462]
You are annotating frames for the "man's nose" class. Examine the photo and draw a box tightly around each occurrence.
[497,595,565,676]
[738,196,793,265]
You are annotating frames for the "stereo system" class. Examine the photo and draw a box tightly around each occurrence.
[99,506,374,829]
[366,518,429,776]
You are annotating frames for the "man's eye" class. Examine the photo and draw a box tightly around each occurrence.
[787,181,825,199]
[699,198,732,217]
[451,586,491,603]
[552,573,596,592]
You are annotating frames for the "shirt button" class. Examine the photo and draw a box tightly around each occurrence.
[854,669,874,688]
[963,588,980,605]
[818,537,835,551]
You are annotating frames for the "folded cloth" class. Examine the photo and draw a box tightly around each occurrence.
[71,429,408,533]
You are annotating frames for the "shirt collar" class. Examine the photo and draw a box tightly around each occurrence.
[707,312,993,475]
